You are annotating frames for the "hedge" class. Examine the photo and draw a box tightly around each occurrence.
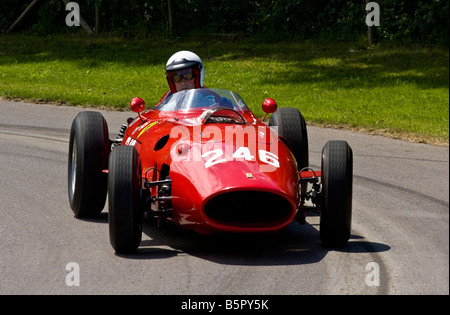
[0,0,448,44]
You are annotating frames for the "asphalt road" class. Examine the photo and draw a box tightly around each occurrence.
[0,100,448,295]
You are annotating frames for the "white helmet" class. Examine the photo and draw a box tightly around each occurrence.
[165,51,205,93]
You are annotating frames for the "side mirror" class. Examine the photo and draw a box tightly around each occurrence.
[130,97,146,113]
[262,98,277,121]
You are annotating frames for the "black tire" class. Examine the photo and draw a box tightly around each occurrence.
[269,107,309,171]
[108,145,142,254]
[320,141,353,247]
[68,111,109,218]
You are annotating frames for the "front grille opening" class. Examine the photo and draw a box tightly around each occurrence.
[204,191,292,227]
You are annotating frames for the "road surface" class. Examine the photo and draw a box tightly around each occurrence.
[0,100,448,295]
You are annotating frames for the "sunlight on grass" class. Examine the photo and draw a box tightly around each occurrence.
[0,35,448,145]
[309,57,342,67]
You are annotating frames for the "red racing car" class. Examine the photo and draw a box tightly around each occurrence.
[68,88,353,254]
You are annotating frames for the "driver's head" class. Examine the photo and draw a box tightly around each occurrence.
[165,51,205,93]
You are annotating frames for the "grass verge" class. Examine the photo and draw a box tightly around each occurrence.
[0,34,448,146]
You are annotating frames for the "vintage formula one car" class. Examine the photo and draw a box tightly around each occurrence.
[68,88,353,254]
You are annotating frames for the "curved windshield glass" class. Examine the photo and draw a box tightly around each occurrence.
[155,88,250,112]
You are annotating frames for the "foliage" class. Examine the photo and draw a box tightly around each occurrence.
[0,0,448,44]
[378,0,449,45]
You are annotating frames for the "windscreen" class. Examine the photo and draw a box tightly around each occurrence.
[155,88,250,112]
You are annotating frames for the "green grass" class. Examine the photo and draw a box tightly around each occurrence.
[0,34,448,145]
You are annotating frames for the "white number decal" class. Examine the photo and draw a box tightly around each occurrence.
[202,149,227,168]
[259,150,280,168]
[202,147,279,169]
[232,147,255,161]
[124,137,137,146]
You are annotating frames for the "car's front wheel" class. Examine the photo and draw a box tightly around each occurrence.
[68,111,109,218]
[320,140,353,247]
[269,107,309,200]
[269,107,309,171]
[108,145,143,254]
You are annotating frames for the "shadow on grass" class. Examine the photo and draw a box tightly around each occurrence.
[1,34,448,90]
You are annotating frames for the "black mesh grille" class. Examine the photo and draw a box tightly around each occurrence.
[204,191,293,227]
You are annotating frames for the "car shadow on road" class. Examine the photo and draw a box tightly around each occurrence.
[116,217,390,266]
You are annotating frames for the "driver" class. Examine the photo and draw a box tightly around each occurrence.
[165,50,205,94]
[158,50,233,109]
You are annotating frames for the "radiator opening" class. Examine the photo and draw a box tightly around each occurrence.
[204,191,292,227]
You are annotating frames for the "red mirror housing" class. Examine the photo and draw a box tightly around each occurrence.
[262,98,277,121]
[262,98,277,114]
[130,97,146,113]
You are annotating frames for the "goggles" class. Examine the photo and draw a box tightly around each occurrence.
[168,69,196,83]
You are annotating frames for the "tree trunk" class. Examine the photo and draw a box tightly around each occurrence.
[367,0,374,46]
[95,1,100,33]
[168,0,174,35]
[6,0,42,34]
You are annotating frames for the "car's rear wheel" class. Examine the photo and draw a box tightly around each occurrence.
[68,111,109,218]
[320,140,353,247]
[108,145,142,254]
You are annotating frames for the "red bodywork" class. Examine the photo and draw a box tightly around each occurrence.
[121,90,303,235]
